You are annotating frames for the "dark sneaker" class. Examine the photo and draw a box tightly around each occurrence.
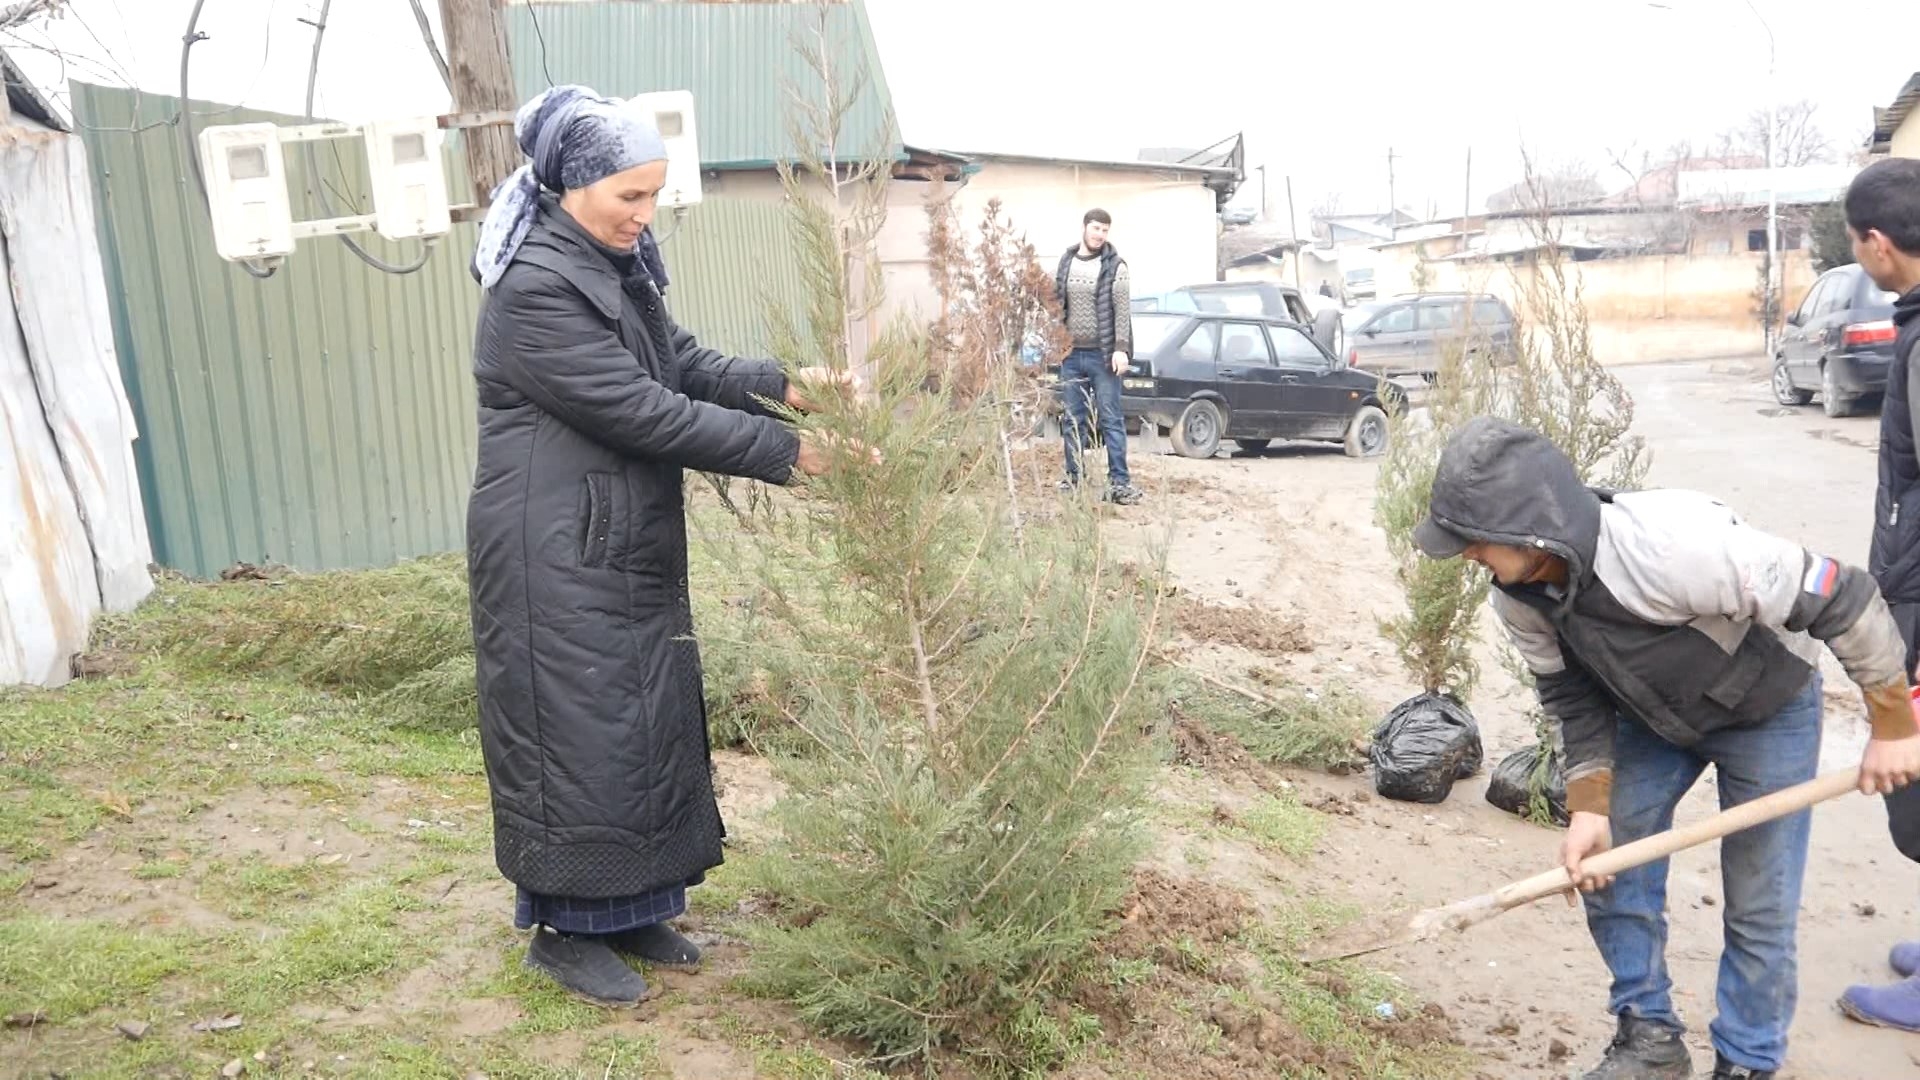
[1104,485,1144,506]
[1580,1015,1691,1080]
[1839,974,1920,1032]
[523,931,647,1006]
[606,922,702,969]
[1709,1053,1775,1080]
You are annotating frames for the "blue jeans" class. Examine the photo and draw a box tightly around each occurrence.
[1584,673,1822,1071]
[1058,348,1130,489]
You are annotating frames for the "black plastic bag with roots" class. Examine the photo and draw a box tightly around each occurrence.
[1486,743,1569,825]
[1369,692,1483,803]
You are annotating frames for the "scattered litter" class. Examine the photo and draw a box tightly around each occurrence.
[192,1014,244,1033]
[407,819,431,830]
[1373,1002,1396,1019]
[316,853,349,867]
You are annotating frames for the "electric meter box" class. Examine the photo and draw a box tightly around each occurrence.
[365,119,452,242]
[198,123,295,262]
[626,90,703,208]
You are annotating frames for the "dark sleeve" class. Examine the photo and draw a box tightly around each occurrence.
[492,277,800,484]
[669,311,790,416]
[1491,590,1617,816]
[1907,338,1920,479]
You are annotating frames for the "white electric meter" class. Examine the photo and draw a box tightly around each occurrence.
[364,118,452,242]
[626,90,703,208]
[197,123,294,262]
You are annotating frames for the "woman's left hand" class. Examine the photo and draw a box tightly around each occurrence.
[786,367,863,412]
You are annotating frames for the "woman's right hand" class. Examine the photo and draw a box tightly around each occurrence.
[794,432,882,477]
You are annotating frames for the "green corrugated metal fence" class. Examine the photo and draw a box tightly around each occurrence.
[72,83,806,580]
[505,0,899,168]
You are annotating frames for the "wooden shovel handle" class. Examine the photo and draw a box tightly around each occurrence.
[1491,767,1861,912]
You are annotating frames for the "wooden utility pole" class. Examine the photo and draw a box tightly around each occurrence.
[1285,175,1301,289]
[438,0,519,211]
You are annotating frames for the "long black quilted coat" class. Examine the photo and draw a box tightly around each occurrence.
[467,199,799,899]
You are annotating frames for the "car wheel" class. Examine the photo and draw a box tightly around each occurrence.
[1772,357,1812,406]
[1344,405,1390,459]
[1236,438,1272,454]
[1331,320,1346,362]
[1170,399,1225,460]
[1821,362,1853,418]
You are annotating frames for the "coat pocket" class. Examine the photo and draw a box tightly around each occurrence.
[580,473,613,567]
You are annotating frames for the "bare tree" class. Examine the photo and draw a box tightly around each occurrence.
[0,0,65,33]
[1720,98,1837,168]
[1487,156,1604,213]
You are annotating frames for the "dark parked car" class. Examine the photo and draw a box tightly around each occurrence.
[1773,264,1901,418]
[1346,292,1517,378]
[1044,311,1405,460]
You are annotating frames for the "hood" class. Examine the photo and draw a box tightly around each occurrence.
[1415,416,1603,586]
[1897,285,1920,329]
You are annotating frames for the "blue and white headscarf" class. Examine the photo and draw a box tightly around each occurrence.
[473,85,670,290]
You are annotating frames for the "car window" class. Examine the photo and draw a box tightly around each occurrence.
[1270,325,1328,368]
[1417,303,1461,331]
[1176,321,1220,363]
[1219,322,1274,365]
[1794,278,1831,323]
[1369,305,1415,334]
[1815,274,1852,317]
[1469,299,1508,326]
[1285,294,1312,323]
[1161,289,1200,314]
[1132,313,1185,357]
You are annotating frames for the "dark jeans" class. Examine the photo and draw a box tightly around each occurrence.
[1058,348,1130,489]
[1583,674,1822,1072]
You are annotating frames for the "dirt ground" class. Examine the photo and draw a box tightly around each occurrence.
[1111,359,1920,1080]
[7,360,1920,1080]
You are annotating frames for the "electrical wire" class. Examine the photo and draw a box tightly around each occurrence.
[181,0,276,279]
[525,0,554,88]
[301,0,433,275]
[405,0,449,92]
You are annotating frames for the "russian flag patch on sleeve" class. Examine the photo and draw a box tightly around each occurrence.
[1802,555,1839,598]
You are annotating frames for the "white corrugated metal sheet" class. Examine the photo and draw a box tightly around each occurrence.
[0,118,153,687]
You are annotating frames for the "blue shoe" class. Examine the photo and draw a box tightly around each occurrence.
[1891,941,1920,978]
[1838,975,1920,1033]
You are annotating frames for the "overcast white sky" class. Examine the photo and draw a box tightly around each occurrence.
[6,0,1917,220]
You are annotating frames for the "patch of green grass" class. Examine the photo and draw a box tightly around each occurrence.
[1236,794,1323,859]
[0,867,29,896]
[585,1033,669,1078]
[749,1039,888,1080]
[687,849,761,917]
[0,765,105,863]
[1103,955,1157,989]
[470,951,614,1035]
[0,917,191,1021]
[213,881,427,1014]
[200,855,342,920]
[132,858,187,881]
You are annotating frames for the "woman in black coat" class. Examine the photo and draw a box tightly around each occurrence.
[467,86,845,1004]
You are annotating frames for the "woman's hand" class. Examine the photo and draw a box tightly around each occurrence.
[786,367,863,413]
[794,431,883,477]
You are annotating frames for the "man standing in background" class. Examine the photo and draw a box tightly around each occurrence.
[1838,156,1920,1033]
[1054,209,1143,505]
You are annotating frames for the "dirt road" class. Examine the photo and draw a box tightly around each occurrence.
[1128,360,1920,1080]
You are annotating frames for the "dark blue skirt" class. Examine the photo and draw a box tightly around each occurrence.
[514,884,688,935]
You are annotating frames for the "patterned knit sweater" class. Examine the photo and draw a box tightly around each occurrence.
[1062,250,1132,354]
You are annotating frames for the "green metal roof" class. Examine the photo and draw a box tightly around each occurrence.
[504,0,899,169]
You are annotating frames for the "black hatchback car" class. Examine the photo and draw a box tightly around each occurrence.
[1044,312,1405,459]
[1773,263,1902,418]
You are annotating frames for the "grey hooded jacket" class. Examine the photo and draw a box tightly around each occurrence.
[1424,418,1912,817]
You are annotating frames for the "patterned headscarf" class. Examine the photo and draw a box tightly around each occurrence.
[472,85,670,290]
